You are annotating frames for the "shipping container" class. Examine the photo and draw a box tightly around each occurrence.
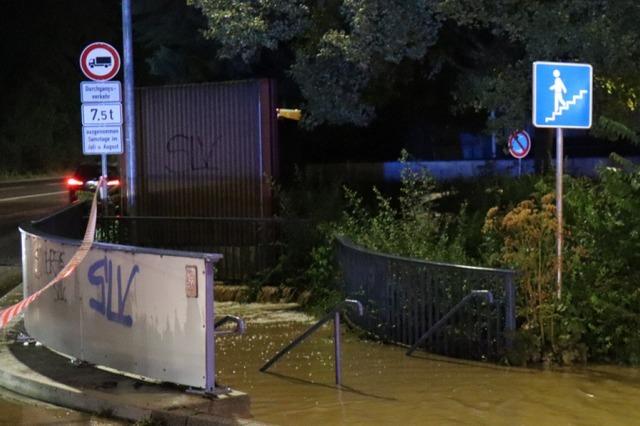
[131,79,278,218]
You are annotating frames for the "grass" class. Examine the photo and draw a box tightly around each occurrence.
[0,267,22,299]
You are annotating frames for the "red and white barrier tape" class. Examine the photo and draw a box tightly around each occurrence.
[0,179,102,329]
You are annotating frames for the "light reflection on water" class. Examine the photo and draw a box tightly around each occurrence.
[216,302,640,426]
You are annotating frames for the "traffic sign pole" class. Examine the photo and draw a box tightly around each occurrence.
[518,158,522,177]
[101,154,108,205]
[533,61,592,300]
[122,0,137,215]
[556,128,563,299]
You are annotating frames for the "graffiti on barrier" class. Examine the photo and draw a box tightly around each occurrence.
[46,248,67,302]
[88,257,139,327]
[164,134,219,173]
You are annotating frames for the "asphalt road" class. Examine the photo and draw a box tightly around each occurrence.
[0,178,68,265]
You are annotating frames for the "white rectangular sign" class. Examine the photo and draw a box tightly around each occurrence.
[80,81,122,103]
[83,126,123,154]
[81,103,122,126]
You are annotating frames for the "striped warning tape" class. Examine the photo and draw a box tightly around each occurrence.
[0,179,102,330]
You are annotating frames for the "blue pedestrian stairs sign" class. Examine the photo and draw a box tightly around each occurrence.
[533,61,592,129]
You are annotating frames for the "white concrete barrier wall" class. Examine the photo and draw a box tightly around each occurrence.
[20,230,221,390]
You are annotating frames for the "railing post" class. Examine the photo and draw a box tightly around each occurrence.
[260,299,363,387]
[205,258,216,393]
[334,311,342,386]
[503,273,516,349]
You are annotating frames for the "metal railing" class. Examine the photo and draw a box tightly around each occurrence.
[260,299,364,386]
[337,237,516,361]
[214,315,246,336]
[406,290,493,356]
[95,215,310,282]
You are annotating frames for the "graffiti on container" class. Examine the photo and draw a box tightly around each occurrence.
[88,257,139,327]
[164,134,219,173]
[45,248,65,276]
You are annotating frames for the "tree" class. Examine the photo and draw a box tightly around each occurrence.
[188,0,441,127]
[189,0,640,146]
[440,0,640,144]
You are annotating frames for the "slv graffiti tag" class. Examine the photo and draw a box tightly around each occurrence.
[88,257,139,327]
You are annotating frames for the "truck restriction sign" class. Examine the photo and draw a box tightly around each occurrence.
[79,42,121,81]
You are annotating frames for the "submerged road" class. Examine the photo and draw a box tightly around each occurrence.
[0,178,68,265]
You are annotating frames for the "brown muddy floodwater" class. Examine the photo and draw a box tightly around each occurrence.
[216,302,640,426]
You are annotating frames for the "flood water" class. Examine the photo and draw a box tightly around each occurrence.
[216,302,640,426]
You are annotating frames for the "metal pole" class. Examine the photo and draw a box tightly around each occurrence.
[100,154,108,202]
[334,311,342,386]
[518,158,522,177]
[122,0,136,215]
[490,110,497,159]
[555,128,563,300]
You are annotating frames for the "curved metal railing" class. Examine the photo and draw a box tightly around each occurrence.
[336,237,516,361]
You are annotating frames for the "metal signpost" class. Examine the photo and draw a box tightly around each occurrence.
[532,61,593,299]
[79,42,123,203]
[122,0,137,215]
[508,130,531,176]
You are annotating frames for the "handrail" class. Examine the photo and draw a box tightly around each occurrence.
[214,315,246,336]
[406,290,494,356]
[260,299,363,386]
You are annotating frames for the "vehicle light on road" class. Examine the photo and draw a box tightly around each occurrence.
[107,179,120,187]
[67,178,84,187]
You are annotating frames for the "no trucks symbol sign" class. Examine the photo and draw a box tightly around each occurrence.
[79,42,121,81]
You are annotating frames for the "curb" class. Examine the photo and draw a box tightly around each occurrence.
[0,347,257,425]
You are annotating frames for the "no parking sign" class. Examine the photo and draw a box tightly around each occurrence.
[508,130,531,159]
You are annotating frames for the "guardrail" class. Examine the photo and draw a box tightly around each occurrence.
[336,237,516,361]
[19,202,236,394]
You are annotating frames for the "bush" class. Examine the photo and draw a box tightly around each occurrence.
[330,156,469,263]
[564,163,640,364]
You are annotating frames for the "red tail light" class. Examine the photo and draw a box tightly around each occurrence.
[107,179,120,187]
[67,177,83,187]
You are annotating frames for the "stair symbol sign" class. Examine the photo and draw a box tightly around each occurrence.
[545,90,588,123]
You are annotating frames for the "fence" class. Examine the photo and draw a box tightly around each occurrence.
[336,237,516,361]
[95,215,309,282]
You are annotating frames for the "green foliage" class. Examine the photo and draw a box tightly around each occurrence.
[440,0,640,141]
[188,0,640,141]
[471,162,640,365]
[330,159,468,263]
[188,0,310,62]
[563,163,640,364]
[190,0,441,127]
